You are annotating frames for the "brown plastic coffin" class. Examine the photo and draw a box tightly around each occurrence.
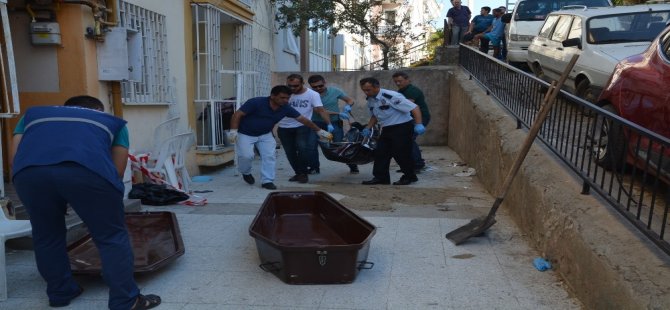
[249,191,376,284]
[67,211,185,274]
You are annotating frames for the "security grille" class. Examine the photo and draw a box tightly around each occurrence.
[117,0,172,104]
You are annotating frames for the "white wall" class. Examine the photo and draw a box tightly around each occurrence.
[117,0,189,154]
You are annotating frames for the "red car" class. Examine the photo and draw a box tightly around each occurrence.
[596,22,670,172]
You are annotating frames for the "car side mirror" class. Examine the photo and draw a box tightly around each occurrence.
[562,37,581,49]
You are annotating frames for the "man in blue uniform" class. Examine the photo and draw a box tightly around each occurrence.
[227,85,333,190]
[358,77,426,185]
[10,96,161,310]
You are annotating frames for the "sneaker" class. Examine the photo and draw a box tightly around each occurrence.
[308,167,320,175]
[261,182,277,190]
[242,174,255,185]
[289,174,308,183]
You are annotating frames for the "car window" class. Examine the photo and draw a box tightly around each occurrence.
[568,16,582,40]
[514,0,611,21]
[588,11,670,44]
[662,29,670,61]
[550,15,573,41]
[539,15,560,38]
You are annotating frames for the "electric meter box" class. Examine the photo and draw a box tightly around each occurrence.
[30,22,61,45]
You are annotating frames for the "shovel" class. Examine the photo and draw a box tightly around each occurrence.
[446,54,579,245]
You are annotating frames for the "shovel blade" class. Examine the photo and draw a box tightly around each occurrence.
[445,216,497,245]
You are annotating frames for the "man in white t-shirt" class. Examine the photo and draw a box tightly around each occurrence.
[278,74,334,184]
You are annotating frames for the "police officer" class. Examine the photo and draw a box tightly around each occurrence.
[359,77,426,185]
[10,96,161,310]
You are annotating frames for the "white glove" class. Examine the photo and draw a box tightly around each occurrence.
[227,129,238,143]
[317,129,333,142]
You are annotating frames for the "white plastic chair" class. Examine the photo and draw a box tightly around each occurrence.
[151,117,180,156]
[146,132,195,193]
[0,209,32,301]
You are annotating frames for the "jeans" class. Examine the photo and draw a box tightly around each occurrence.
[235,132,277,184]
[278,126,312,175]
[450,25,467,45]
[14,163,140,310]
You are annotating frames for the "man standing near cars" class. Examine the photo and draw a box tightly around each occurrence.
[10,96,161,310]
[227,85,333,190]
[447,0,471,46]
[307,74,360,174]
[278,74,334,184]
[359,77,425,186]
[392,71,431,173]
[464,7,494,53]
[474,8,505,59]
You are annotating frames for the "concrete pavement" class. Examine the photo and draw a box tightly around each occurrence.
[2,146,581,309]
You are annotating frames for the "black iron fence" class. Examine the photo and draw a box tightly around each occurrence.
[458,44,670,255]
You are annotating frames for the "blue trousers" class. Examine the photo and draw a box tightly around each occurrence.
[278,126,312,175]
[13,163,139,310]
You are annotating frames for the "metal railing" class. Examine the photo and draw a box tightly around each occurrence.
[195,100,234,151]
[458,44,670,255]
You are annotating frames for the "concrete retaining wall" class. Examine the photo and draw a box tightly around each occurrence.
[448,69,670,309]
[272,68,452,146]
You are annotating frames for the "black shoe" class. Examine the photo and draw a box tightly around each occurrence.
[349,165,359,174]
[242,174,255,185]
[261,182,277,190]
[49,285,84,307]
[393,175,418,185]
[308,167,320,175]
[131,294,161,310]
[362,178,390,185]
[289,174,308,183]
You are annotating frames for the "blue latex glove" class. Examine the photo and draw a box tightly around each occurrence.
[361,127,371,137]
[533,257,552,271]
[414,123,426,135]
[344,104,352,113]
[327,124,335,133]
[339,112,350,120]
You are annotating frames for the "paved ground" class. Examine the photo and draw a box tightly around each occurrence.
[2,146,582,309]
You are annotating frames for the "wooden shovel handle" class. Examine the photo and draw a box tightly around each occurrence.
[487,54,579,218]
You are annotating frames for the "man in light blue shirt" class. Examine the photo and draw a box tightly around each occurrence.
[475,8,505,59]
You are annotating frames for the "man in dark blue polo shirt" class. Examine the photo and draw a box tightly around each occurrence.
[447,0,471,45]
[227,85,332,190]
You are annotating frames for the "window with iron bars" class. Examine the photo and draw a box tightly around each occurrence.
[117,0,172,104]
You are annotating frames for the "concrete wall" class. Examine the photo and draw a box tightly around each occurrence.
[271,67,452,146]
[448,69,670,309]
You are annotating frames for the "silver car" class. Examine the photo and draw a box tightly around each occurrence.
[527,4,670,102]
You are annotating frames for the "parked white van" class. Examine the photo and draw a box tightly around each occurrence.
[506,0,612,68]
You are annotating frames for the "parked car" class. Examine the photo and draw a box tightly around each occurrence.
[595,22,670,171]
[527,4,670,102]
[506,0,612,69]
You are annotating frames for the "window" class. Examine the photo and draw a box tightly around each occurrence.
[567,17,582,40]
[662,30,670,61]
[118,1,172,104]
[550,15,572,42]
[539,15,559,38]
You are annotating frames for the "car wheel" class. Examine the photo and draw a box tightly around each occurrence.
[576,79,598,103]
[594,105,627,170]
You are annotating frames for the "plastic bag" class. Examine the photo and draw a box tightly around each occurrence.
[128,183,190,206]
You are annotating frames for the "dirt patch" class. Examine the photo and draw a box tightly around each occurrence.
[283,184,461,211]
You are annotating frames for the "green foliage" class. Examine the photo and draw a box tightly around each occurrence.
[271,0,412,70]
